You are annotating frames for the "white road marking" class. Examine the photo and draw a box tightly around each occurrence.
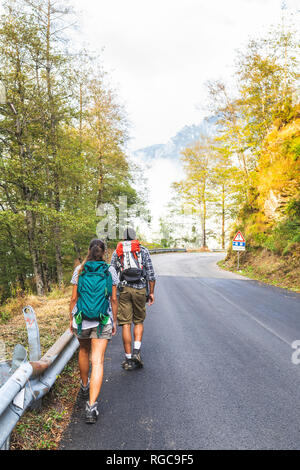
[197,279,291,347]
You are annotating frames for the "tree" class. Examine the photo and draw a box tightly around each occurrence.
[209,142,242,249]
[174,137,214,248]
[0,0,140,301]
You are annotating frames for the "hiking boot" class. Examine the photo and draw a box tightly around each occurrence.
[121,358,134,370]
[85,401,99,424]
[132,349,143,368]
[79,379,90,399]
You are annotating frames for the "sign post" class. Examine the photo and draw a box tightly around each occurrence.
[232,231,246,270]
[0,81,6,105]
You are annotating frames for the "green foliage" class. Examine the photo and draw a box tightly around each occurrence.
[0,0,141,303]
[0,309,11,324]
[199,22,300,254]
[287,198,300,217]
[290,136,300,161]
[173,23,299,251]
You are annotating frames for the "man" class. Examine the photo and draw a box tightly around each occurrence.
[111,227,156,370]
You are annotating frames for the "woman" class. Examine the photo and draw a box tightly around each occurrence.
[69,238,118,424]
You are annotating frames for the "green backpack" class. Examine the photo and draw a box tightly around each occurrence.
[75,261,112,337]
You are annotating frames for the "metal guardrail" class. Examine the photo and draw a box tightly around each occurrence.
[0,306,79,450]
[149,248,187,254]
[149,248,226,254]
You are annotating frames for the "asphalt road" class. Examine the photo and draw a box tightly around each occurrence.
[60,252,300,450]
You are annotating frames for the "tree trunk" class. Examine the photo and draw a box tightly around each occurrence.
[46,0,63,288]
[201,197,207,248]
[221,184,225,250]
[201,183,207,248]
[14,92,45,295]
[54,182,63,287]
[74,241,82,264]
[97,149,104,206]
[25,208,44,296]
[5,224,26,292]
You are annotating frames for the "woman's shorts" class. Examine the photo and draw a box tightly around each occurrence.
[73,323,112,340]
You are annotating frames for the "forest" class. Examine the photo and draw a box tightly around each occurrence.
[0,0,142,303]
[161,19,299,288]
[0,0,299,305]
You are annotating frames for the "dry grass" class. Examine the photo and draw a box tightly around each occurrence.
[1,287,81,450]
[1,250,116,359]
[10,354,81,450]
[1,251,117,450]
[0,288,72,360]
[220,246,300,292]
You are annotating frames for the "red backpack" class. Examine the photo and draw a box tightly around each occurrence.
[116,240,145,284]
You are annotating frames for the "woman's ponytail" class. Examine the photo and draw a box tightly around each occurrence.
[78,239,106,276]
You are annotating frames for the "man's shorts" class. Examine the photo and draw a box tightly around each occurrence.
[117,286,147,326]
[73,323,112,340]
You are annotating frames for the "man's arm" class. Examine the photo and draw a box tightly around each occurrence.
[148,280,156,306]
[110,251,118,271]
[143,248,156,306]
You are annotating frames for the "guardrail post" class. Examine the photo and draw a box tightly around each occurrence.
[23,306,41,362]
[23,306,42,411]
[0,331,79,450]
[0,436,10,451]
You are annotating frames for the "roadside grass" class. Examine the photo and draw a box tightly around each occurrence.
[1,249,117,449]
[0,288,72,360]
[1,250,116,450]
[0,286,81,450]
[10,355,81,450]
[218,248,300,293]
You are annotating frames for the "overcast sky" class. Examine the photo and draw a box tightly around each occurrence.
[1,0,298,240]
[68,0,299,240]
[71,0,298,151]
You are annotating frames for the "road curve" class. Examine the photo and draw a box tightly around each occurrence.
[60,253,300,450]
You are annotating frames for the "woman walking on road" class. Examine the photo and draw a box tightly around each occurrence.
[69,239,118,423]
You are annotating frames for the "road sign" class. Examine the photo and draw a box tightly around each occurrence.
[232,241,245,251]
[232,231,246,270]
[233,230,245,242]
[232,231,246,251]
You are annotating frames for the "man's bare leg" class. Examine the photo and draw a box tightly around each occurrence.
[132,323,144,367]
[122,323,132,355]
[133,323,144,343]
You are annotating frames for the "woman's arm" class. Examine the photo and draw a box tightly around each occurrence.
[110,285,118,336]
[69,284,78,333]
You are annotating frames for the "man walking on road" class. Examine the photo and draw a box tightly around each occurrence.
[111,227,156,370]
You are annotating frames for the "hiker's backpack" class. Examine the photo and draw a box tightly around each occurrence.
[116,240,145,284]
[75,261,112,336]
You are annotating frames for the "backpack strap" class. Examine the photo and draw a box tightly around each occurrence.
[74,310,83,335]
[105,264,112,298]
[97,265,112,338]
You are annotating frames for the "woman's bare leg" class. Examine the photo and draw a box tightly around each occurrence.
[78,338,91,387]
[89,338,109,405]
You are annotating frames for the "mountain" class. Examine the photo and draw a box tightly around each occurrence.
[132,116,217,161]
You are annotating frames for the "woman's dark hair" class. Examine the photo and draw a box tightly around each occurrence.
[78,239,106,276]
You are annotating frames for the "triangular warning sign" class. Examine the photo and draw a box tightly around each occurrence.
[233,230,245,242]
